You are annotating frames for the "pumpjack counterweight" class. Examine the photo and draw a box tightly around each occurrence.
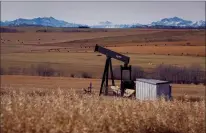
[94,44,135,96]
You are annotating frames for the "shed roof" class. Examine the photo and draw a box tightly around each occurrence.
[136,78,170,85]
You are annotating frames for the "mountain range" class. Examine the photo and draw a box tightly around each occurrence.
[0,16,205,28]
[0,17,88,28]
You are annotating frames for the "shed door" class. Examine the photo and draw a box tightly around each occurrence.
[157,84,170,98]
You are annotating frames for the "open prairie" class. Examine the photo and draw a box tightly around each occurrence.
[1,27,205,61]
[1,27,205,96]
[1,27,205,133]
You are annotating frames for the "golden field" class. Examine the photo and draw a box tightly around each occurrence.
[1,87,205,133]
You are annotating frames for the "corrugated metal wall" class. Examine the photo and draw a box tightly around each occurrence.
[136,81,157,100]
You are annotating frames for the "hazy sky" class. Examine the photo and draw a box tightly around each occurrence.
[1,1,205,25]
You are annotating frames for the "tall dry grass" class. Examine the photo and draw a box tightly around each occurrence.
[1,88,205,133]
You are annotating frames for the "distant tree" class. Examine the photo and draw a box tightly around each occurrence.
[78,26,90,28]
[0,27,19,33]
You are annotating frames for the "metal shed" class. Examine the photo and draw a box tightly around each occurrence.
[135,78,172,100]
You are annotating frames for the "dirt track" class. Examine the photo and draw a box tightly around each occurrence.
[1,75,205,97]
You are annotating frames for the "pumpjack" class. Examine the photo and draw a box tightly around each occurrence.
[94,44,135,96]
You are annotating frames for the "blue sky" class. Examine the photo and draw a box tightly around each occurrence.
[1,1,205,25]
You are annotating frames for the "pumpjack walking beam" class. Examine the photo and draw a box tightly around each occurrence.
[94,44,131,96]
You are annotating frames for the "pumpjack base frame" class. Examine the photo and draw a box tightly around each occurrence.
[99,58,133,96]
[99,56,115,96]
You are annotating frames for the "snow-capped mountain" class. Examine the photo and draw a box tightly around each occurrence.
[90,21,144,28]
[0,16,205,28]
[150,17,193,27]
[192,20,206,27]
[0,17,88,27]
[90,17,205,28]
[91,21,113,28]
[149,17,205,28]
[99,21,113,25]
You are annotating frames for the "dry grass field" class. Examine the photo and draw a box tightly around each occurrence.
[1,52,205,77]
[109,45,205,56]
[1,87,205,133]
[0,28,161,45]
